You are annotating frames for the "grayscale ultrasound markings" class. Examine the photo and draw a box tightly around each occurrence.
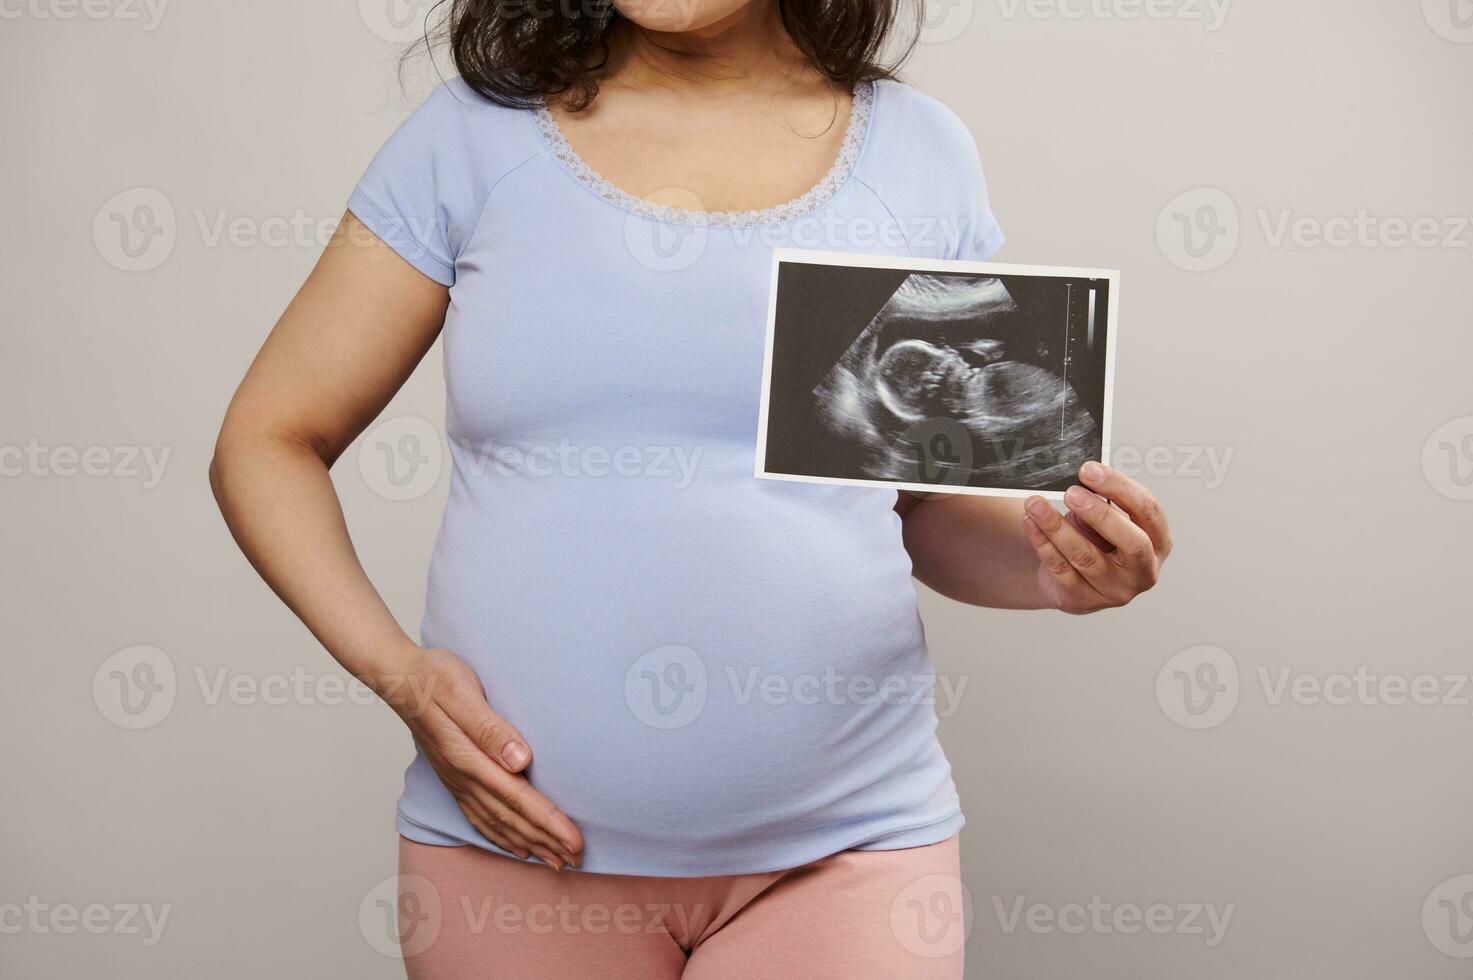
[756,251,1117,499]
[1060,283,1071,438]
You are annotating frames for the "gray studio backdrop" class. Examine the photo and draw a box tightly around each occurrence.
[3,1,1472,977]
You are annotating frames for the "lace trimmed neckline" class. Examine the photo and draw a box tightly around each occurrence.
[532,81,874,228]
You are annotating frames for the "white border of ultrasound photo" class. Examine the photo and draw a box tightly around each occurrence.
[753,249,1119,501]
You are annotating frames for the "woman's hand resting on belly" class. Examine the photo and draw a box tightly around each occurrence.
[391,647,583,869]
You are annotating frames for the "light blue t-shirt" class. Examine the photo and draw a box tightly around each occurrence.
[349,76,1004,876]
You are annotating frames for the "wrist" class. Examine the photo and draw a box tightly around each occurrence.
[352,636,426,703]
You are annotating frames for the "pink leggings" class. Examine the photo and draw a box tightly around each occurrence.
[397,836,966,979]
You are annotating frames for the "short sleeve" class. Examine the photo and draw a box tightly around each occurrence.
[938,108,1005,262]
[954,152,1005,262]
[347,85,473,286]
[857,82,1004,263]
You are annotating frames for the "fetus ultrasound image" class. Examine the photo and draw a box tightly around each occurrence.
[760,260,1112,495]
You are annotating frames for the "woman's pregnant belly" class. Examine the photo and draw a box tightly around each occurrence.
[398,441,963,876]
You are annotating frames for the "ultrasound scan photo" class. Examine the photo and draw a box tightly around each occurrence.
[757,253,1117,497]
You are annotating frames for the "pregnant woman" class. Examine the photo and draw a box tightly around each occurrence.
[209,0,1171,975]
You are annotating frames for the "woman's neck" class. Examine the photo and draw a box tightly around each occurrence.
[603,3,813,96]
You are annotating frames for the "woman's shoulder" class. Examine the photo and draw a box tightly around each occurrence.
[348,78,544,282]
[395,77,541,156]
[420,76,528,118]
[368,77,548,178]
[359,77,548,187]
[869,78,986,164]
[860,79,1003,259]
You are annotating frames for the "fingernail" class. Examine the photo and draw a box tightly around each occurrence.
[1065,486,1092,509]
[1026,497,1050,519]
[502,741,530,770]
[1082,461,1104,482]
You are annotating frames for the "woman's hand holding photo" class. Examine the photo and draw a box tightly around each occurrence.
[1023,462,1173,615]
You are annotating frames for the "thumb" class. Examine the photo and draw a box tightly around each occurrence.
[448,684,533,773]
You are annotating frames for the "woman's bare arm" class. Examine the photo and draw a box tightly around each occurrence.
[210,214,446,678]
[899,493,1049,609]
[209,213,582,868]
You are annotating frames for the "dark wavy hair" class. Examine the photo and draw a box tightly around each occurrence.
[407,0,919,111]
